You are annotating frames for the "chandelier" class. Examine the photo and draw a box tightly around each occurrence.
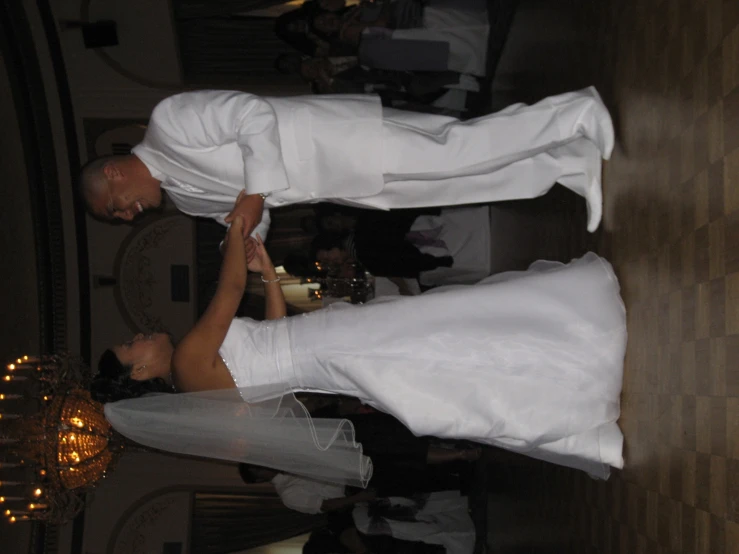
[0,354,124,524]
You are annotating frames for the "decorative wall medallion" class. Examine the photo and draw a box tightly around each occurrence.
[113,215,195,339]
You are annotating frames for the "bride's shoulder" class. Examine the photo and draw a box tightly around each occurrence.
[229,316,259,330]
[221,317,261,343]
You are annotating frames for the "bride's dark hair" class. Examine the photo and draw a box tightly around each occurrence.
[89,349,173,404]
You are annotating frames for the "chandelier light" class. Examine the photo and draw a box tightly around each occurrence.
[0,354,124,524]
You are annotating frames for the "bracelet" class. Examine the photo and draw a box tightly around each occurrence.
[260,275,281,284]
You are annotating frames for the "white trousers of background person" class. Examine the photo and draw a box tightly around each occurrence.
[391,3,490,77]
[353,491,476,554]
[414,206,492,286]
[363,87,613,232]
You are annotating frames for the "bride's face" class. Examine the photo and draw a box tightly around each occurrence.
[113,333,174,381]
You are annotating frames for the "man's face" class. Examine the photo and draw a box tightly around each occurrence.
[320,214,353,233]
[318,0,345,12]
[313,13,340,34]
[317,247,349,268]
[90,163,163,222]
[285,21,307,33]
[300,60,321,81]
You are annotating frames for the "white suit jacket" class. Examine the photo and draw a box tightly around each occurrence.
[133,90,386,219]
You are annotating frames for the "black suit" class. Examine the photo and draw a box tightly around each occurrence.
[351,209,452,278]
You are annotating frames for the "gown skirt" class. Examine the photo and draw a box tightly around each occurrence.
[278,253,627,479]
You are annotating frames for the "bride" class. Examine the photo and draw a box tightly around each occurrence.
[95,216,627,484]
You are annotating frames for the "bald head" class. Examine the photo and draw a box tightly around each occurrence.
[78,154,163,222]
[79,155,122,213]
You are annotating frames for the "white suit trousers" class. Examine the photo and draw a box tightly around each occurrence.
[369,87,613,231]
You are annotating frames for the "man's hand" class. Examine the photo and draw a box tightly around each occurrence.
[225,191,265,239]
[357,488,377,502]
[320,488,377,513]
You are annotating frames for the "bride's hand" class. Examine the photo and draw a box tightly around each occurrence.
[246,234,273,274]
[244,236,258,263]
[228,216,244,240]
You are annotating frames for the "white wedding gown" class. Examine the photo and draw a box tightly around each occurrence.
[220,253,627,479]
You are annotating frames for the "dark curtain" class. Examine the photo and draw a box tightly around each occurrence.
[173,0,302,84]
[173,0,288,19]
[177,17,296,83]
[191,491,327,554]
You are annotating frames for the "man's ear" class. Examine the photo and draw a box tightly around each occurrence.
[103,161,121,181]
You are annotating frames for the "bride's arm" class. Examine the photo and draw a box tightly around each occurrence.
[249,235,287,320]
[174,217,249,371]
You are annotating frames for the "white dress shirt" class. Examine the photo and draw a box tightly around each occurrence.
[271,473,345,515]
[137,150,271,240]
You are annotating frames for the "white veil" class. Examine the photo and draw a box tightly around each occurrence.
[104,385,373,487]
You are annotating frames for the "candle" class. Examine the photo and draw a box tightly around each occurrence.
[0,414,21,420]
[9,360,35,370]
[0,463,21,469]
[3,375,27,381]
[9,515,31,522]
[0,394,22,400]
[32,488,42,497]
[0,496,25,502]
[0,482,23,487]
[0,439,18,445]
[28,503,47,510]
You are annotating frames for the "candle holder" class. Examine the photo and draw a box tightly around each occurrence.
[321,263,376,305]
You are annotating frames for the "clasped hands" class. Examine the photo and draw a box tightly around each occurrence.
[225,190,265,239]
[224,217,271,274]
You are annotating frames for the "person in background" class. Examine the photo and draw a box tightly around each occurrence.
[239,463,376,515]
[310,232,453,279]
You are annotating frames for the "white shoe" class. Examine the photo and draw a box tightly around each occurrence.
[557,138,603,232]
[584,163,603,232]
[584,86,615,161]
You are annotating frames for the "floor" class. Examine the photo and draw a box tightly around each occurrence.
[482,0,739,552]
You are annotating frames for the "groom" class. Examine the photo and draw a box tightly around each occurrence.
[79,88,614,237]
